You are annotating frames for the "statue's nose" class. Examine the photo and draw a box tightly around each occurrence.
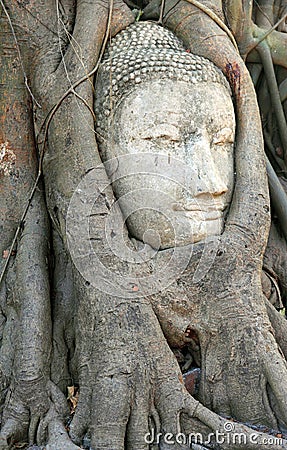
[185,133,228,197]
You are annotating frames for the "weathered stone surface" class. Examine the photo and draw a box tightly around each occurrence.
[95,22,235,248]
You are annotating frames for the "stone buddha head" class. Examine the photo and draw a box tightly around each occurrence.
[95,22,235,249]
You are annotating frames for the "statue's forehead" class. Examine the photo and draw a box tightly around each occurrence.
[114,80,235,133]
[118,79,231,106]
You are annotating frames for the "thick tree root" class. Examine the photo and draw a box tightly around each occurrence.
[45,414,82,450]
[0,380,70,449]
[59,280,287,450]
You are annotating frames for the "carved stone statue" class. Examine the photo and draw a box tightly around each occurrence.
[95,22,235,249]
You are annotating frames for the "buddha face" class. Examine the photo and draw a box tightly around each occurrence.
[99,79,235,249]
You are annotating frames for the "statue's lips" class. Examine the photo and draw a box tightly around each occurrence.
[174,201,228,221]
[183,209,224,221]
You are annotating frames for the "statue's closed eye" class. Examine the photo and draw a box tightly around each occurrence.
[142,135,180,143]
[139,124,181,143]
[212,127,234,146]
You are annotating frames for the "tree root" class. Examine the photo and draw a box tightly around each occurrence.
[45,413,82,450]
[265,298,287,360]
